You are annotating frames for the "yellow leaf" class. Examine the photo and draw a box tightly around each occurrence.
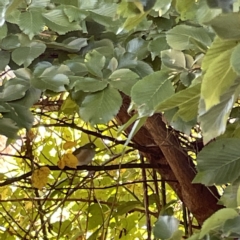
[0,186,12,199]
[57,158,65,169]
[63,141,77,150]
[60,153,78,169]
[62,129,73,141]
[32,167,50,190]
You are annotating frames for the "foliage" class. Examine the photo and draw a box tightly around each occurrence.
[1,0,240,239]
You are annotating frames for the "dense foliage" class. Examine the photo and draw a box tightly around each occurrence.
[1,0,240,239]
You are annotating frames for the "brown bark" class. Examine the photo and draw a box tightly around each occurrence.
[116,95,223,225]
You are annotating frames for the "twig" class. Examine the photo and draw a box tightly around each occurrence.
[140,154,151,240]
[0,163,165,187]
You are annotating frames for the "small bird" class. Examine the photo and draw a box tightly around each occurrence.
[73,143,96,166]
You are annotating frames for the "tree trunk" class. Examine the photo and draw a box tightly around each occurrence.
[116,95,222,225]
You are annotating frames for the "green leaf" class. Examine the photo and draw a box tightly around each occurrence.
[121,12,148,31]
[0,23,7,40]
[157,83,200,122]
[18,10,45,39]
[12,41,46,67]
[194,138,240,185]
[206,13,240,40]
[0,34,20,50]
[0,77,29,101]
[0,118,18,139]
[219,180,240,208]
[108,69,139,95]
[113,201,142,217]
[148,36,169,60]
[63,6,88,22]
[60,95,78,115]
[133,60,153,77]
[28,0,50,9]
[42,9,81,34]
[73,77,108,92]
[131,70,174,117]
[64,59,88,76]
[199,208,238,238]
[85,50,106,78]
[199,78,240,144]
[47,37,88,53]
[126,37,148,60]
[164,108,196,134]
[176,0,196,20]
[180,71,195,87]
[166,25,212,51]
[201,47,237,110]
[3,103,34,129]
[161,49,186,70]
[153,215,179,239]
[32,65,70,92]
[0,50,10,70]
[117,52,138,69]
[15,87,41,108]
[79,86,122,124]
[87,203,108,230]
[202,37,237,72]
[230,43,240,75]
[223,216,240,235]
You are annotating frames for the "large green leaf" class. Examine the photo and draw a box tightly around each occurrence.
[0,50,10,70]
[199,208,238,238]
[79,86,122,124]
[164,108,196,134]
[206,13,240,40]
[223,216,240,235]
[199,78,240,144]
[230,43,240,75]
[157,83,200,122]
[194,138,240,185]
[0,77,29,101]
[46,37,88,53]
[121,12,148,31]
[108,69,139,95]
[15,87,41,108]
[201,48,237,110]
[0,118,18,139]
[42,9,81,34]
[18,10,45,39]
[85,50,106,78]
[161,49,186,70]
[73,77,108,92]
[148,36,169,60]
[0,23,7,40]
[166,25,212,51]
[126,37,149,60]
[12,41,46,67]
[176,0,196,20]
[0,34,20,50]
[32,64,70,92]
[219,180,239,208]
[3,103,34,129]
[131,70,174,117]
[202,37,237,72]
[63,6,88,22]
